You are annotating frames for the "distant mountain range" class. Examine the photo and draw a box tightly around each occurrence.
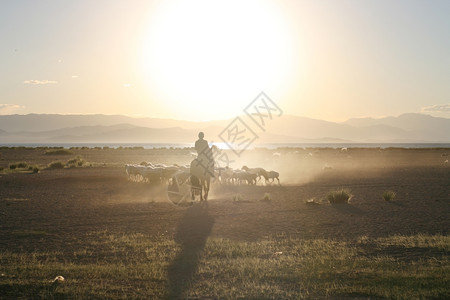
[0,113,448,144]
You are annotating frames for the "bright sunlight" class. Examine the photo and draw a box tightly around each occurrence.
[139,0,297,120]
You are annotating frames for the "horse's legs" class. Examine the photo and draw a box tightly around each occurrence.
[203,178,210,201]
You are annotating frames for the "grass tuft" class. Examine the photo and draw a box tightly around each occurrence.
[261,193,271,202]
[16,161,29,168]
[47,161,65,170]
[9,162,30,170]
[327,189,352,204]
[66,156,85,168]
[232,194,244,202]
[382,190,396,201]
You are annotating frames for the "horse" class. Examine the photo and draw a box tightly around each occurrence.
[190,155,213,201]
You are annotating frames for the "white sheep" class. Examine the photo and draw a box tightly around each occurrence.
[219,166,234,184]
[241,166,269,183]
[125,164,140,181]
[232,170,257,185]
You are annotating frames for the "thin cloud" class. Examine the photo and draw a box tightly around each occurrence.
[24,80,57,85]
[0,104,25,115]
[422,104,450,113]
[71,75,79,78]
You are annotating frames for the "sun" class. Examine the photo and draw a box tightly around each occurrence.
[139,0,296,120]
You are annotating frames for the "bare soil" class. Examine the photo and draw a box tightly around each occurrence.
[0,147,449,257]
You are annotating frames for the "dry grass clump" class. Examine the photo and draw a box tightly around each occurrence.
[9,162,29,170]
[327,189,352,204]
[45,156,86,170]
[261,193,271,202]
[45,149,73,155]
[66,156,85,168]
[232,194,244,202]
[382,190,396,201]
[47,161,65,169]
[5,162,39,173]
[16,161,29,168]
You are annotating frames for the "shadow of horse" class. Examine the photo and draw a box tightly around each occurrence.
[167,202,214,298]
[331,203,366,215]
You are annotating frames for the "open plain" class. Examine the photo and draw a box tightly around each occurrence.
[0,146,449,299]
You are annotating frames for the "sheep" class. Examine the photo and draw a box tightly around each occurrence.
[125,164,140,181]
[161,166,180,182]
[126,161,279,188]
[218,166,234,184]
[241,166,269,183]
[125,164,176,184]
[242,172,258,185]
[267,170,280,185]
[232,170,257,185]
[140,166,164,184]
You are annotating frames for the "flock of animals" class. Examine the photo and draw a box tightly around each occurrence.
[125,162,280,186]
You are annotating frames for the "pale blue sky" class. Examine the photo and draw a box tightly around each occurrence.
[1,0,449,121]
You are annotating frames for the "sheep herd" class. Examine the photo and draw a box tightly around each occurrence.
[125,162,280,186]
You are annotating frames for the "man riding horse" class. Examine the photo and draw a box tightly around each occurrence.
[190,132,214,200]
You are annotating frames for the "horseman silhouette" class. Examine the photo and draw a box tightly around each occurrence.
[190,132,214,200]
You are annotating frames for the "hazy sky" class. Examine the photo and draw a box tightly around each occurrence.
[1,0,449,121]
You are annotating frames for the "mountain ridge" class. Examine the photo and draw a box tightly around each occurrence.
[0,113,448,143]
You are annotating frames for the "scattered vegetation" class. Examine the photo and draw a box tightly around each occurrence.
[45,149,73,155]
[0,232,448,299]
[16,161,29,168]
[232,193,244,202]
[66,156,85,168]
[47,161,65,169]
[9,162,28,170]
[382,190,397,201]
[327,189,352,204]
[261,192,271,202]
[4,162,40,173]
[43,156,87,170]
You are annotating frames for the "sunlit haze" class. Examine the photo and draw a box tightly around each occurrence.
[1,0,449,121]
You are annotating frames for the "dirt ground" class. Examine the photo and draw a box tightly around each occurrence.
[0,147,449,254]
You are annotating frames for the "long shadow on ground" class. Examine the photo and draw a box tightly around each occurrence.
[167,201,214,299]
[331,203,366,215]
